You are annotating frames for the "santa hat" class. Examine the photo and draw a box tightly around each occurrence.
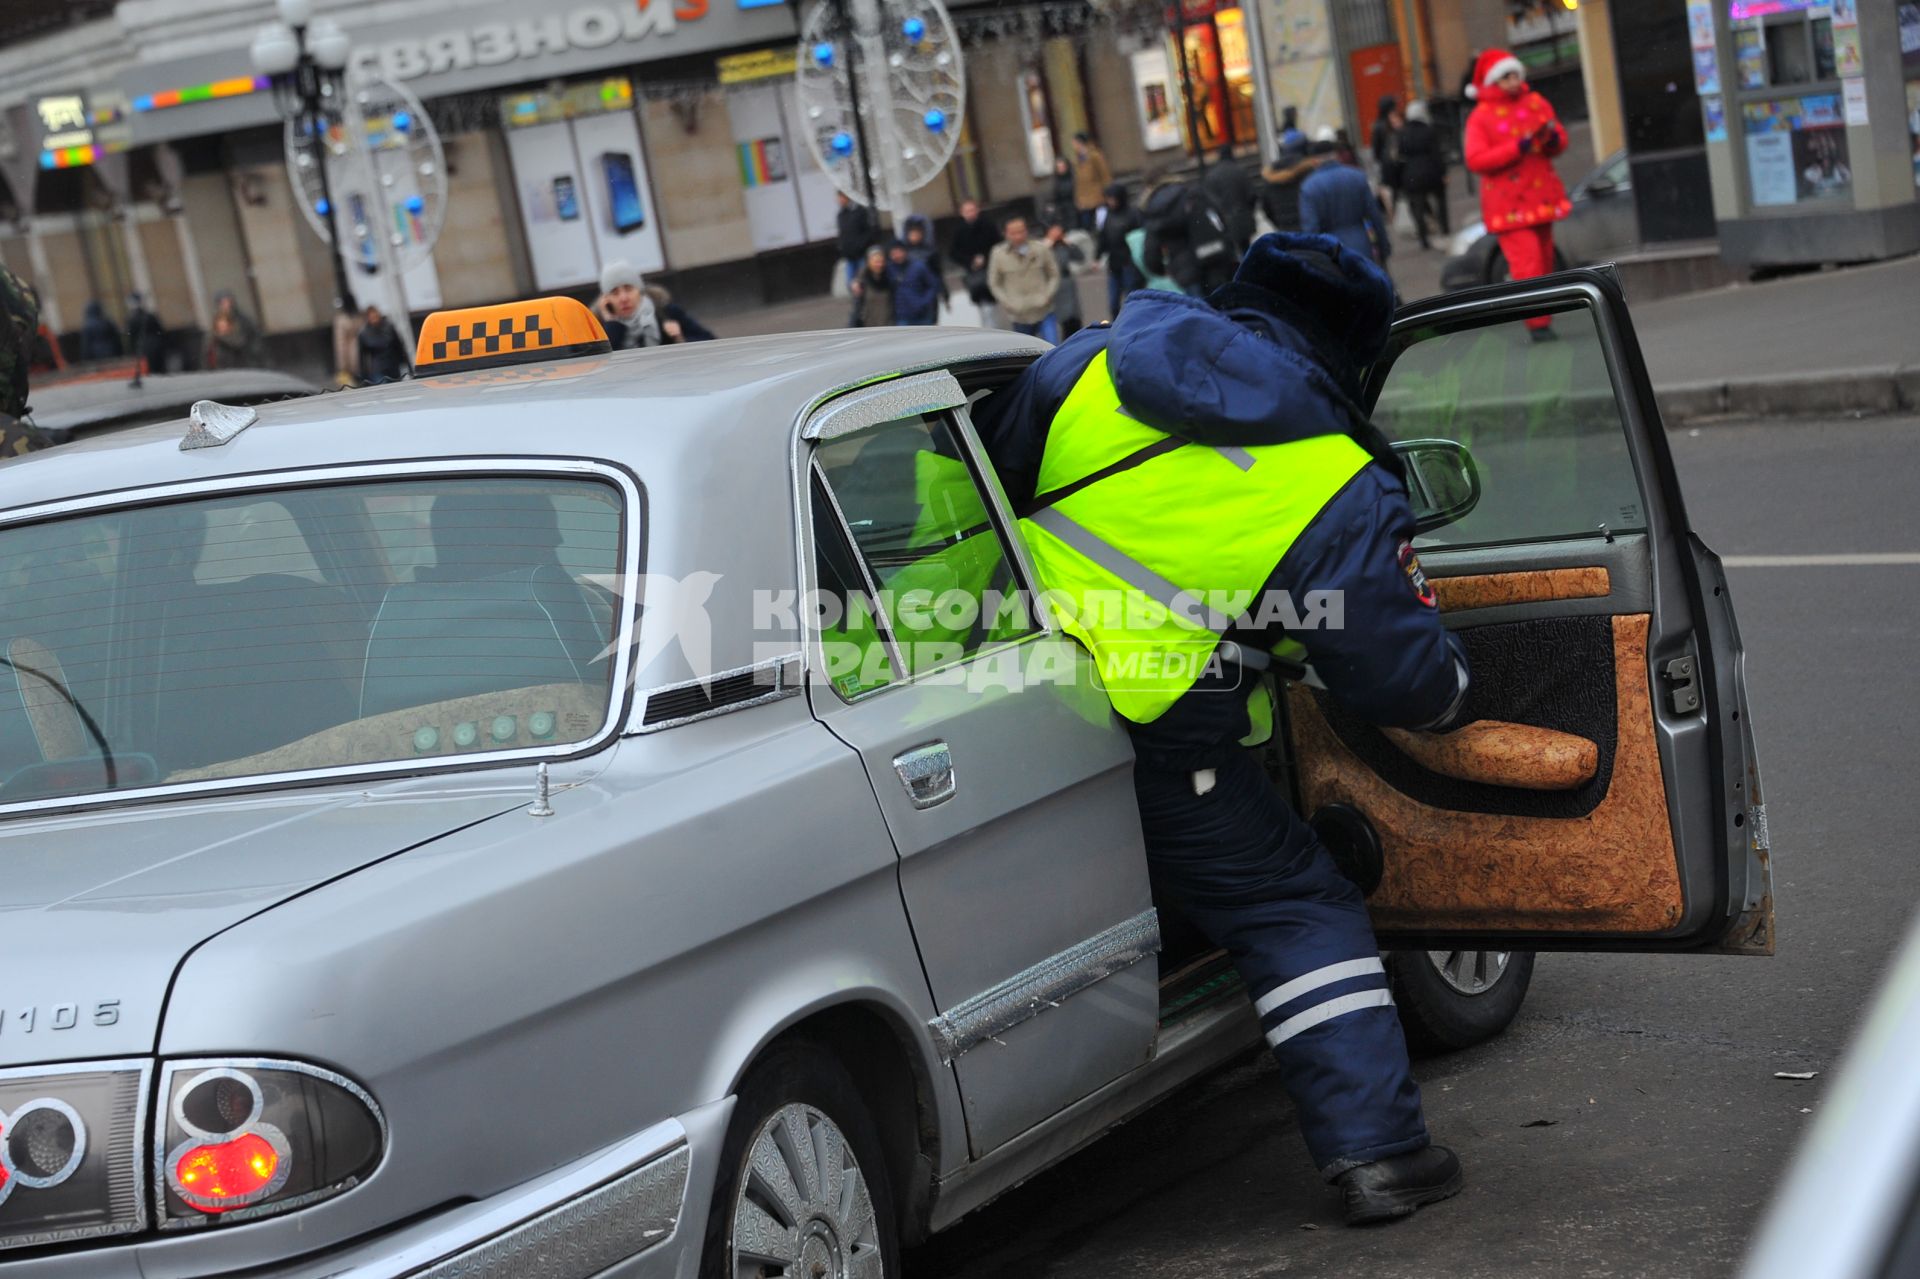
[1465,48,1525,99]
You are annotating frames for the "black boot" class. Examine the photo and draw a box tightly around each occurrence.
[1336,1145,1463,1225]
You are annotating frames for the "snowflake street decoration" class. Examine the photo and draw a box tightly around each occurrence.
[797,0,965,218]
[286,72,447,277]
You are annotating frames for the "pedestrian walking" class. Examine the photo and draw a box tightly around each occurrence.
[1043,157,1078,232]
[849,247,895,327]
[126,292,166,377]
[902,213,939,269]
[834,191,876,289]
[971,232,1471,1225]
[205,290,263,368]
[1094,183,1145,317]
[889,240,942,326]
[1140,177,1238,297]
[986,215,1061,342]
[1124,222,1180,294]
[1397,100,1451,249]
[356,304,410,384]
[1277,104,1306,153]
[1260,136,1324,234]
[1300,136,1392,272]
[1045,221,1086,339]
[1202,143,1258,254]
[0,263,49,456]
[79,299,121,361]
[594,261,715,347]
[1071,132,1112,231]
[1371,96,1406,220]
[950,199,1002,327]
[1463,47,1570,334]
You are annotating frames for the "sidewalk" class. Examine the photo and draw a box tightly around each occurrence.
[1629,255,1920,423]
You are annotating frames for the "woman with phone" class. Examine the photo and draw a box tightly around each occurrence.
[1463,48,1571,336]
[594,261,714,348]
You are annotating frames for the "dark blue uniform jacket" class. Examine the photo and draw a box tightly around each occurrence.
[972,278,1467,770]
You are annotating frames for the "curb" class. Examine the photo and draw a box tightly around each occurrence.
[1657,365,1919,425]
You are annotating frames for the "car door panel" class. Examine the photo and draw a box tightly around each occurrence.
[798,374,1161,1158]
[1289,270,1771,953]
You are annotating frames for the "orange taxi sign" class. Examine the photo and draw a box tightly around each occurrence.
[413,296,611,377]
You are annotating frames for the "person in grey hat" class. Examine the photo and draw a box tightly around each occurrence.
[593,260,715,350]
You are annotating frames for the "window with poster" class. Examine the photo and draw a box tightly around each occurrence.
[1162,0,1254,153]
[1726,0,1855,208]
[499,78,667,291]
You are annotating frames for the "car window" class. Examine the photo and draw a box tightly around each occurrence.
[812,413,1036,693]
[0,476,627,807]
[1369,305,1647,549]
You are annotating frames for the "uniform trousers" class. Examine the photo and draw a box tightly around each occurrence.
[1133,746,1429,1176]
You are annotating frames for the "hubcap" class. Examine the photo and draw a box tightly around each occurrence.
[731,1102,882,1279]
[1426,949,1511,996]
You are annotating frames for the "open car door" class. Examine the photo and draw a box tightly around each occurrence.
[1285,268,1773,955]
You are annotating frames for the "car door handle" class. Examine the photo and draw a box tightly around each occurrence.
[893,741,956,809]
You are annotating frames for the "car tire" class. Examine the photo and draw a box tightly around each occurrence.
[701,1039,901,1279]
[1386,949,1536,1054]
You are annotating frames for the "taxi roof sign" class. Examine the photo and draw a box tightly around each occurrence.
[414,296,610,377]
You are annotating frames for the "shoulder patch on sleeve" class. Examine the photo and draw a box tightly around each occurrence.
[1398,539,1438,608]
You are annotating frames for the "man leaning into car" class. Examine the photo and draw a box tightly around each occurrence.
[972,232,1473,1225]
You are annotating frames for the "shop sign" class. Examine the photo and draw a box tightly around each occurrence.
[350,2,714,84]
[717,47,798,84]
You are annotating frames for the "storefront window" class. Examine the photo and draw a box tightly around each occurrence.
[1743,93,1850,206]
[1215,7,1258,150]
[499,77,664,290]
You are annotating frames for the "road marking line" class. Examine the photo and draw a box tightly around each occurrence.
[1722,554,1920,568]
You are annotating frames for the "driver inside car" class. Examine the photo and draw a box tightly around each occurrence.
[972,232,1474,1225]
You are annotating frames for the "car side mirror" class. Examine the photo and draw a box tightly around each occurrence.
[1586,178,1616,198]
[1393,438,1481,535]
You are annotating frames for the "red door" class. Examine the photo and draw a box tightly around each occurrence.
[1348,41,1406,144]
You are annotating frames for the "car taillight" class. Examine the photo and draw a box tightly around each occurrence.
[0,1063,148,1252]
[156,1061,382,1229]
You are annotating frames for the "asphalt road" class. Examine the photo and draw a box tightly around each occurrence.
[905,414,1920,1278]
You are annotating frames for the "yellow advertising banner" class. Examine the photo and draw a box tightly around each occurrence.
[718,47,797,85]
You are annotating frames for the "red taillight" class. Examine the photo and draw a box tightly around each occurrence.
[173,1134,279,1210]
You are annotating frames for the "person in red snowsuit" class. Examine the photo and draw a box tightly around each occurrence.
[1463,48,1571,333]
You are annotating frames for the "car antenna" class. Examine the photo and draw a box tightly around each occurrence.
[528,762,555,818]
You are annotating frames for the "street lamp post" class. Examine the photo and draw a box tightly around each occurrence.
[250,0,354,317]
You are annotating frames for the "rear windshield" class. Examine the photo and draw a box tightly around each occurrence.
[0,475,627,807]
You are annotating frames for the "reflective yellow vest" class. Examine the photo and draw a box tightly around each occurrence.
[1018,349,1374,723]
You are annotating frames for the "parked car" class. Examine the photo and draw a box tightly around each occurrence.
[0,278,1769,1277]
[1441,150,1638,290]
[25,368,319,446]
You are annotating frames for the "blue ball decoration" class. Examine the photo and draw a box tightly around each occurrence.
[391,110,412,132]
[924,108,947,133]
[902,16,927,41]
[812,41,835,67]
[315,197,331,216]
[405,194,425,214]
[829,130,855,157]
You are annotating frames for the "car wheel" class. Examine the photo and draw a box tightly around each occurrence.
[702,1040,900,1279]
[1386,949,1536,1053]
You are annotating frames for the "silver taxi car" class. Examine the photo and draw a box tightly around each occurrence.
[0,277,1770,1278]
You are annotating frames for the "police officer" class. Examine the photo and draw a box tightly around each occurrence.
[972,232,1471,1224]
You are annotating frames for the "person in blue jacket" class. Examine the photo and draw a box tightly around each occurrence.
[972,232,1470,1225]
[888,239,942,326]
[1299,133,1392,272]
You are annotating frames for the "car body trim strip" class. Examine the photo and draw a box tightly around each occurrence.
[927,909,1161,1064]
[323,1117,688,1279]
[627,652,804,734]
